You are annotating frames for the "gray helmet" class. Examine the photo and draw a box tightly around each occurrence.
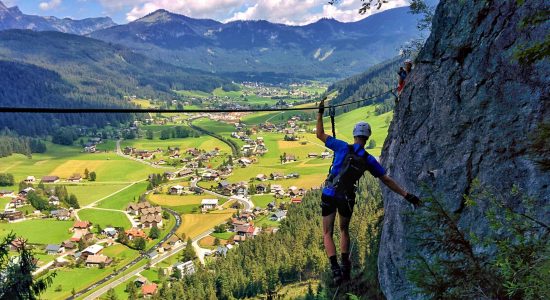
[353,122,371,138]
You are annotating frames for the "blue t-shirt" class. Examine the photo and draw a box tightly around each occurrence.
[323,136,386,195]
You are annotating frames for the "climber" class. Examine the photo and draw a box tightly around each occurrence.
[397,58,413,95]
[316,99,421,285]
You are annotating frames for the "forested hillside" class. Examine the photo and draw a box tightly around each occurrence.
[153,176,384,299]
[326,57,400,107]
[0,30,235,136]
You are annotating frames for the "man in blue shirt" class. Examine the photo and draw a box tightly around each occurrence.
[316,99,420,284]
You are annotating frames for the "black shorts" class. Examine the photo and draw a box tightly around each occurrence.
[321,194,355,218]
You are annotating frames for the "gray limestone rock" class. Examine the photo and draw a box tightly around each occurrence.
[378,1,549,299]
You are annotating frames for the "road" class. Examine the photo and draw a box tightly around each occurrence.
[82,229,213,300]
[190,178,254,210]
[68,208,181,300]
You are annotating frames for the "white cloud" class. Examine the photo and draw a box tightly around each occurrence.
[113,0,409,24]
[226,0,409,25]
[39,0,62,10]
[125,0,244,22]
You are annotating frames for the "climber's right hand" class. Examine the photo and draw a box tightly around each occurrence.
[318,98,325,115]
[405,193,422,209]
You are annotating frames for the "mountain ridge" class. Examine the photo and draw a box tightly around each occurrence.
[0,0,116,35]
[90,7,423,80]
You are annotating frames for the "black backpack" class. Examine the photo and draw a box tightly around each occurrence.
[330,145,369,193]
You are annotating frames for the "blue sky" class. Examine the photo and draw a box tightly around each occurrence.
[3,0,409,25]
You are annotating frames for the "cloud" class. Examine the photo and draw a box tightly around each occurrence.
[39,0,62,10]
[226,0,409,25]
[125,0,245,22]
[107,0,409,24]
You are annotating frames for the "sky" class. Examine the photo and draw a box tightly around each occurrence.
[3,0,409,25]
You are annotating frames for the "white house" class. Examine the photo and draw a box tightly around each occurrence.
[201,199,219,210]
[174,260,196,276]
[170,185,184,195]
[24,176,36,183]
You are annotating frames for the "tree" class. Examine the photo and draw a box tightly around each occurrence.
[367,139,376,149]
[126,282,138,300]
[96,224,103,235]
[84,168,89,179]
[146,129,154,140]
[0,173,14,186]
[78,238,86,251]
[149,226,161,239]
[213,238,220,246]
[162,210,170,219]
[181,238,196,262]
[134,237,146,250]
[105,287,118,300]
[89,171,97,181]
[0,233,56,299]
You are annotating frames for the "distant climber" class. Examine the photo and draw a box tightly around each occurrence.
[316,99,420,285]
[397,58,413,95]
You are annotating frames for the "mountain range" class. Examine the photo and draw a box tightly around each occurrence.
[0,0,423,81]
[0,1,115,35]
[90,8,422,79]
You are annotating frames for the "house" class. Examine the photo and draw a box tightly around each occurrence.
[68,174,82,182]
[0,190,14,197]
[134,277,147,287]
[237,157,252,166]
[169,185,184,195]
[19,187,35,196]
[24,176,36,183]
[140,214,163,228]
[73,221,92,230]
[256,184,267,194]
[270,173,284,180]
[235,224,255,238]
[45,244,64,255]
[270,184,283,193]
[9,197,27,208]
[141,206,162,216]
[321,151,332,159]
[142,283,158,297]
[291,197,302,204]
[271,210,287,221]
[164,172,177,180]
[125,228,146,240]
[284,155,297,162]
[85,254,112,267]
[286,173,300,179]
[62,241,76,250]
[41,176,60,183]
[288,186,299,197]
[51,209,71,220]
[267,201,277,210]
[216,246,228,257]
[201,199,219,211]
[255,174,268,181]
[84,144,96,153]
[81,244,104,258]
[191,187,204,195]
[2,210,24,221]
[126,201,152,215]
[71,221,92,242]
[103,227,118,238]
[48,196,60,206]
[174,260,196,276]
[178,169,193,177]
[308,153,318,158]
[9,238,25,251]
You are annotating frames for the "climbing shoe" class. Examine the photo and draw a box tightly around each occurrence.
[331,266,343,285]
[341,264,351,282]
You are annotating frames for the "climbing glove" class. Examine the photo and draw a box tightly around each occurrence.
[318,99,325,115]
[405,193,421,209]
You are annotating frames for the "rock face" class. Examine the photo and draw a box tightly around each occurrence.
[379,1,549,299]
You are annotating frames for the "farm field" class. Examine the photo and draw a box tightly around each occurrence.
[148,193,205,206]
[0,219,73,245]
[177,210,235,240]
[66,183,131,207]
[96,182,149,210]
[121,135,231,154]
[210,231,235,240]
[77,209,132,229]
